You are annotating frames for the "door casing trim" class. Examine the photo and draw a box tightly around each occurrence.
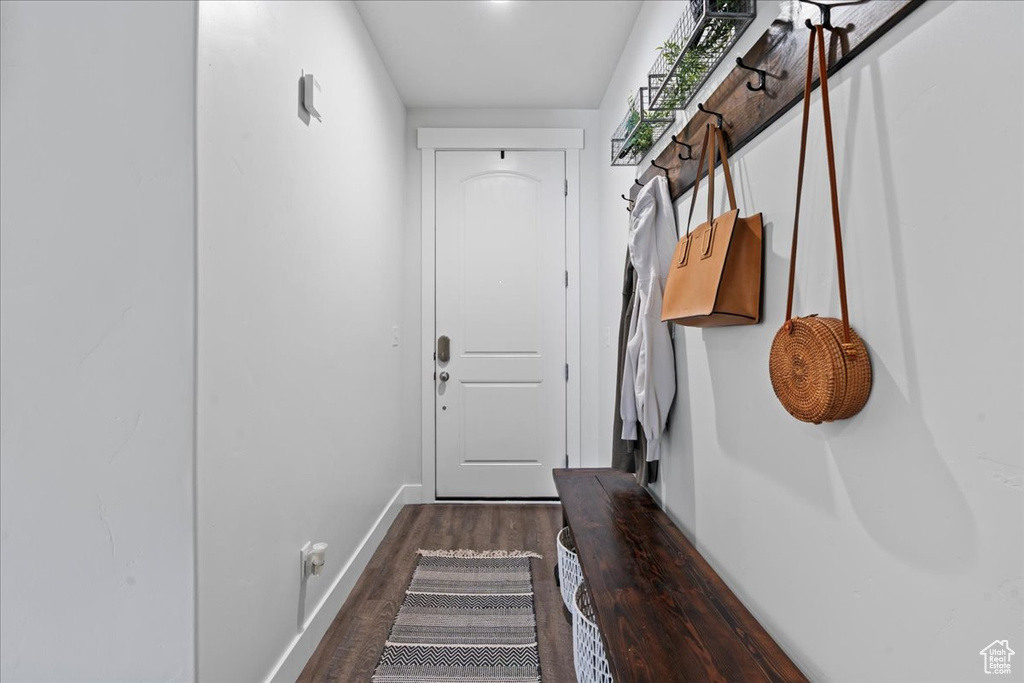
[418,128,584,503]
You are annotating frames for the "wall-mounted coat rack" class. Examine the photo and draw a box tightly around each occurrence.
[627,0,924,203]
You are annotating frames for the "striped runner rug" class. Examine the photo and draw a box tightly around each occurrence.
[371,549,544,683]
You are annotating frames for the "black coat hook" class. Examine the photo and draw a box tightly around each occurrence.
[671,134,695,160]
[697,102,725,128]
[634,179,644,189]
[650,160,670,177]
[735,56,767,92]
[801,0,862,31]
[621,194,632,203]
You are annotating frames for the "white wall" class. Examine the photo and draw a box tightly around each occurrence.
[0,2,198,681]
[597,2,1023,681]
[402,108,603,489]
[196,2,408,681]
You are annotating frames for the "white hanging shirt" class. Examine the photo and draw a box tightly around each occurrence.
[620,175,677,462]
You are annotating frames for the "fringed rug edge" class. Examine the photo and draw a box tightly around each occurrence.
[416,548,543,559]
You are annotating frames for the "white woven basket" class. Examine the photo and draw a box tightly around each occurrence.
[573,583,613,683]
[556,526,583,613]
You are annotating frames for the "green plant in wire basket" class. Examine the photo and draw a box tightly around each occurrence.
[697,2,738,55]
[676,49,709,101]
[626,91,641,131]
[661,1,741,107]
[656,38,705,108]
[656,40,684,110]
[625,91,655,154]
[632,121,654,152]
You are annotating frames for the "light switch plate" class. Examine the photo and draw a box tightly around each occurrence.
[302,74,321,121]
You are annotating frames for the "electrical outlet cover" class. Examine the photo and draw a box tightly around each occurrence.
[299,542,313,580]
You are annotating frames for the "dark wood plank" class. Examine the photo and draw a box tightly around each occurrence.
[596,472,806,682]
[297,504,574,683]
[554,469,807,683]
[629,0,924,203]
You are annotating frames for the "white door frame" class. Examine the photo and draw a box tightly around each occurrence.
[418,128,584,503]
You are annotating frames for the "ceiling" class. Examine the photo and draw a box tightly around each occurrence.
[354,0,643,109]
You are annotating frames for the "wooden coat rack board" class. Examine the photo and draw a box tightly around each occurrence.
[627,0,924,204]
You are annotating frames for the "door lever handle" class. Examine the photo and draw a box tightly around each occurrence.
[439,371,450,382]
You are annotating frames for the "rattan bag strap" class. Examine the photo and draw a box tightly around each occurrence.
[786,23,853,345]
[685,124,738,236]
[785,26,816,324]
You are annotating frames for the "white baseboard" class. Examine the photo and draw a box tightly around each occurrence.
[264,483,421,683]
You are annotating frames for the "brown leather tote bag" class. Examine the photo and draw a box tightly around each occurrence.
[769,24,872,423]
[661,123,763,327]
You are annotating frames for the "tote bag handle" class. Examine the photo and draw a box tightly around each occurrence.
[685,124,738,237]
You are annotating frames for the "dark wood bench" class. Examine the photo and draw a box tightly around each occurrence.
[554,468,807,683]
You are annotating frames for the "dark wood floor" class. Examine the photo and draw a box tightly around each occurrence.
[298,504,575,682]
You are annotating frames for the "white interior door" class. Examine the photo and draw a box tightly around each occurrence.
[434,150,566,498]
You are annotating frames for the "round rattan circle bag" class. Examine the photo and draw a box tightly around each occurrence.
[769,23,871,423]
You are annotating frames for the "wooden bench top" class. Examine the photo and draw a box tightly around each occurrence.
[554,468,807,683]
